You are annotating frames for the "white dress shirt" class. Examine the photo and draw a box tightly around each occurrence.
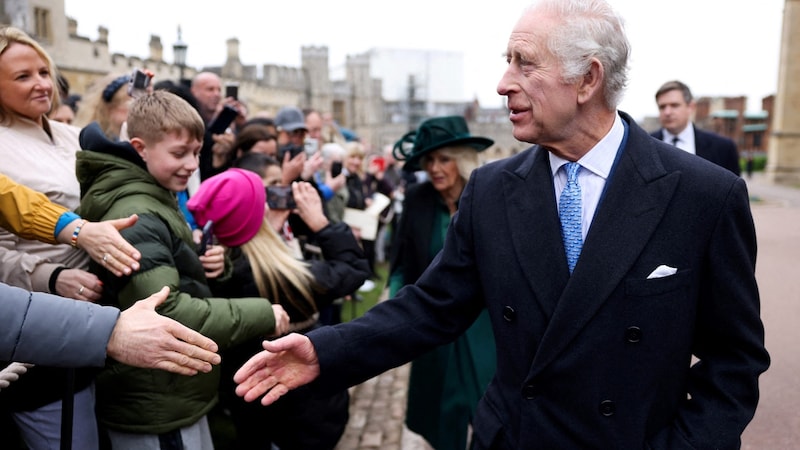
[662,123,696,155]
[549,113,625,240]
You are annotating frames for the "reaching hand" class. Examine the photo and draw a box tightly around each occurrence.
[199,245,225,279]
[301,152,324,180]
[0,362,33,392]
[55,268,103,302]
[291,181,329,232]
[281,152,306,185]
[65,215,142,276]
[106,286,221,376]
[234,333,320,406]
[270,304,290,337]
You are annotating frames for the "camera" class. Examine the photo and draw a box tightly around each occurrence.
[266,185,296,210]
[127,68,153,98]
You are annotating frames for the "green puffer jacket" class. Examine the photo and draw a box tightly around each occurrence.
[75,123,276,434]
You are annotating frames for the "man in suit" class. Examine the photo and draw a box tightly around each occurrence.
[652,80,742,175]
[232,0,769,448]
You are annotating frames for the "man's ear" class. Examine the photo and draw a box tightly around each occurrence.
[130,137,147,160]
[577,58,604,105]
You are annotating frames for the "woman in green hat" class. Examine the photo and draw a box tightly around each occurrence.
[390,116,497,450]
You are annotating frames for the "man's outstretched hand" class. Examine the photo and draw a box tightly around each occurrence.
[234,333,321,406]
[107,286,221,375]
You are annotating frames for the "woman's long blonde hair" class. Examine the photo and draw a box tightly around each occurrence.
[240,217,318,317]
[74,72,130,139]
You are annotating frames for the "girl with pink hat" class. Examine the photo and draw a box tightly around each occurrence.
[188,168,371,449]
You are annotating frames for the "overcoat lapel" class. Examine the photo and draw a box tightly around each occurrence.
[530,119,682,376]
[502,146,570,318]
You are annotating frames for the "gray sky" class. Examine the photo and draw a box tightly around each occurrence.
[64,0,785,122]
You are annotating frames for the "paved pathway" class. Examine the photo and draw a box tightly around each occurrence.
[336,172,800,449]
[741,173,800,449]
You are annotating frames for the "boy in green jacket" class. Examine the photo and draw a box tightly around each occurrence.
[76,90,289,449]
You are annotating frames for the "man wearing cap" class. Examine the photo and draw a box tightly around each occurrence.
[275,106,309,151]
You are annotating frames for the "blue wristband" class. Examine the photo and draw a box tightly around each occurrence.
[54,211,81,237]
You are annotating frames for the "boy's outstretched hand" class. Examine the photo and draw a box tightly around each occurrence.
[234,333,321,406]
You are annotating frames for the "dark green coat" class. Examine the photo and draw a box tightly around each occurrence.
[76,125,276,434]
[389,181,497,450]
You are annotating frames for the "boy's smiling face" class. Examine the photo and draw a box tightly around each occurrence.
[132,130,201,192]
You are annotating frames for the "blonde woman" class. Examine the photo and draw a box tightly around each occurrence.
[389,116,496,450]
[74,72,140,140]
[0,25,112,449]
[188,168,370,449]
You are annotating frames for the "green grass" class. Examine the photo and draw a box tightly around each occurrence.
[340,261,389,322]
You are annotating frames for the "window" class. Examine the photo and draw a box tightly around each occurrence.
[34,7,52,43]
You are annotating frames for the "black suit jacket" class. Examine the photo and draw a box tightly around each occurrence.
[308,113,768,449]
[652,125,741,175]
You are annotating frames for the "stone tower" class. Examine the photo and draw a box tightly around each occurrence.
[301,46,332,113]
[766,0,800,184]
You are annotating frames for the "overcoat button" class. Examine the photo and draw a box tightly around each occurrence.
[599,400,616,416]
[503,306,516,322]
[625,326,642,343]
[523,384,537,399]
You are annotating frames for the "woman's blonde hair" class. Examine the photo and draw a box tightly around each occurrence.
[74,72,131,139]
[0,26,60,124]
[421,145,481,181]
[344,141,366,175]
[240,218,318,317]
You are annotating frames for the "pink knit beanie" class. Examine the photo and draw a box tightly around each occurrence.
[186,168,265,247]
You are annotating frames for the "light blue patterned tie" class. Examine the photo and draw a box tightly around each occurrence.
[559,162,583,273]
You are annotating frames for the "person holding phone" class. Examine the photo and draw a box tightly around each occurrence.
[188,168,370,449]
[74,71,138,141]
[190,72,247,180]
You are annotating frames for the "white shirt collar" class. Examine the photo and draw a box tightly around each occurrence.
[662,123,696,154]
[548,112,624,179]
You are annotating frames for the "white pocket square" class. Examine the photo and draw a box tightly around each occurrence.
[647,265,677,279]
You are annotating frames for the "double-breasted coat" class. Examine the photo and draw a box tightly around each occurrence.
[307,112,769,449]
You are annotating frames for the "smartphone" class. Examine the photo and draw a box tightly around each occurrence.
[331,161,343,177]
[207,105,238,135]
[304,138,319,156]
[266,185,297,210]
[127,68,153,98]
[225,83,239,100]
[277,144,304,163]
[197,220,214,255]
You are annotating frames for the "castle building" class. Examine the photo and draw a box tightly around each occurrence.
[0,0,523,159]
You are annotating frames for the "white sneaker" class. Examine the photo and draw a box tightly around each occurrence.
[358,280,376,292]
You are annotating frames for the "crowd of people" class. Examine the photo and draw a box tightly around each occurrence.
[0,0,768,448]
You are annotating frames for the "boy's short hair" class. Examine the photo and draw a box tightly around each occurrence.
[127,90,205,144]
